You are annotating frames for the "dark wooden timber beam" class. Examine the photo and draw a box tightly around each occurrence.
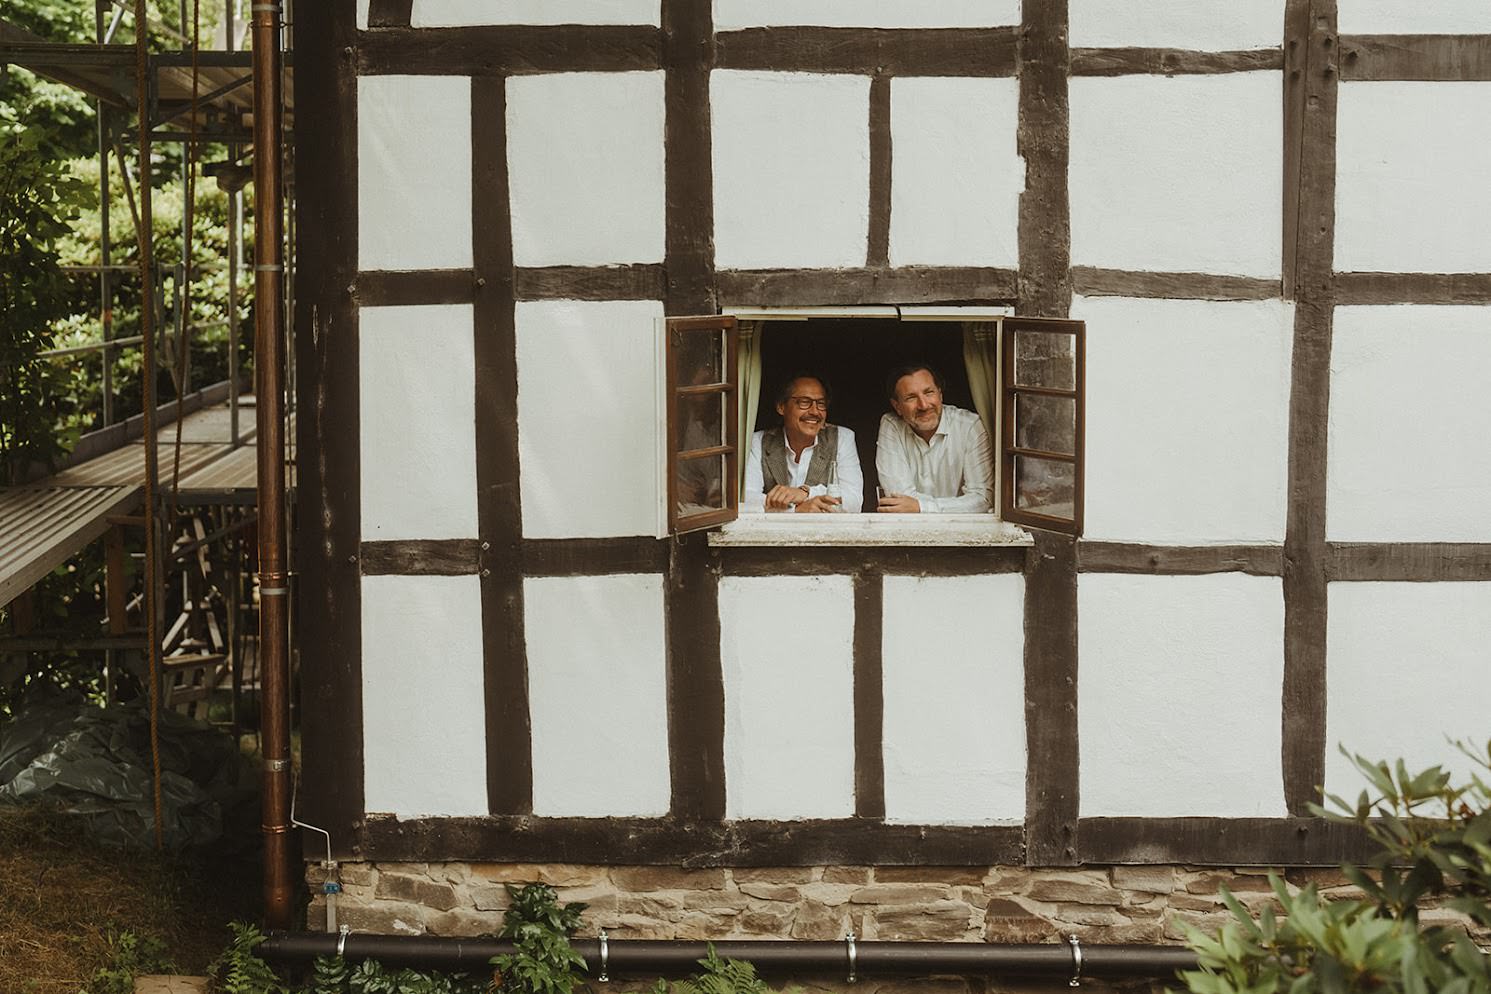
[357,25,662,75]
[1341,34,1491,81]
[359,539,481,575]
[515,264,667,302]
[716,26,1018,76]
[1327,543,1491,582]
[1334,272,1491,305]
[717,267,1017,306]
[471,75,533,816]
[1071,47,1282,75]
[1078,543,1285,577]
[360,815,1023,866]
[1073,267,1282,301]
[1280,0,1338,819]
[294,0,366,858]
[1078,817,1372,866]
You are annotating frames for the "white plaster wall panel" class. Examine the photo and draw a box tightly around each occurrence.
[357,0,369,29]
[712,72,870,270]
[525,574,670,816]
[506,72,665,267]
[1338,0,1491,34]
[1078,574,1287,817]
[719,575,856,819]
[1070,0,1281,51]
[1336,83,1491,274]
[888,77,1021,268]
[1073,295,1292,543]
[881,575,1026,824]
[1069,74,1282,278]
[1328,305,1491,541]
[1327,582,1491,794]
[362,574,488,816]
[516,300,664,538]
[360,305,478,540]
[358,75,472,271]
[413,0,659,26]
[714,1,1019,28]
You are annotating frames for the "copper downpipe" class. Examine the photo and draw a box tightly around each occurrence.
[251,0,294,929]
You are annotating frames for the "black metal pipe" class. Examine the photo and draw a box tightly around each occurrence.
[259,933,1198,982]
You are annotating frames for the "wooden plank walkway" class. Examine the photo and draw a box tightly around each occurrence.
[0,397,291,609]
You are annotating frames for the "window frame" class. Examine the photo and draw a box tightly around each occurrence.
[664,314,740,536]
[663,308,1086,540]
[999,316,1086,537]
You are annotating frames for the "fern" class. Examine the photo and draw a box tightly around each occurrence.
[669,946,790,994]
[208,922,286,994]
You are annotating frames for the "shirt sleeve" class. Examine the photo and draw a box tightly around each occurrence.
[742,431,767,512]
[836,427,864,513]
[874,414,915,500]
[929,412,995,514]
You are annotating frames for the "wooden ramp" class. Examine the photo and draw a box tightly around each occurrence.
[0,397,290,610]
[0,484,141,609]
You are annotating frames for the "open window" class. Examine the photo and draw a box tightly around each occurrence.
[662,315,739,536]
[1002,317,1085,536]
[658,309,1084,539]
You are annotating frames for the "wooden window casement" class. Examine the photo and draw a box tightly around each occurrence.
[664,314,740,536]
[1001,317,1085,536]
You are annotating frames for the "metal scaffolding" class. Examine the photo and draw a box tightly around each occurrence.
[0,0,296,890]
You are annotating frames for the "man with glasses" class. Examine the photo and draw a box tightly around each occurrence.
[875,362,993,513]
[743,374,863,513]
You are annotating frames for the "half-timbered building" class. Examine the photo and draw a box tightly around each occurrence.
[295,0,1491,959]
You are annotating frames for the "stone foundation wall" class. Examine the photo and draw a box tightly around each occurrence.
[307,863,1491,993]
[307,862,1385,943]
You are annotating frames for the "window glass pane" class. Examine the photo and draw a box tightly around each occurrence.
[1014,455,1075,520]
[1014,393,1077,456]
[676,390,725,453]
[676,453,725,518]
[1012,330,1076,390]
[675,326,724,386]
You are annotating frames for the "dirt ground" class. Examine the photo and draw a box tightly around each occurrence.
[0,806,261,994]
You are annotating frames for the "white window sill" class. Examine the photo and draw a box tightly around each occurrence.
[709,513,1035,547]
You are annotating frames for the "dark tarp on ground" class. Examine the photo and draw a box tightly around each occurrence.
[0,696,255,850]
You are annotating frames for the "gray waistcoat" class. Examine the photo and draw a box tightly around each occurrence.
[761,426,839,491]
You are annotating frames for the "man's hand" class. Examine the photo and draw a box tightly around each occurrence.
[765,484,808,511]
[876,494,921,513]
[795,494,841,513]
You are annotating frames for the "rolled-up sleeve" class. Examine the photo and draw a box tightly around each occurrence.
[742,430,767,512]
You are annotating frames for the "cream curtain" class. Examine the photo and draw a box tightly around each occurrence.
[737,320,765,492]
[962,320,999,434]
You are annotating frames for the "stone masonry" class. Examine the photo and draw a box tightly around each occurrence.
[305,863,1491,993]
[305,861,1405,945]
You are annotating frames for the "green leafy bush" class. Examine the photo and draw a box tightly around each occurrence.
[493,883,587,994]
[1177,741,1491,994]
[79,927,174,994]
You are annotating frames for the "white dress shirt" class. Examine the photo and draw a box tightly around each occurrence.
[874,405,994,513]
[743,427,864,512]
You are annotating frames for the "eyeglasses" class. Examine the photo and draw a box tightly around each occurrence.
[787,396,829,411]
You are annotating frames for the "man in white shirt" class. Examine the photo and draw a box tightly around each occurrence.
[743,374,864,513]
[875,363,994,513]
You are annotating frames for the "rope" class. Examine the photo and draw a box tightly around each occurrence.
[132,0,165,852]
[168,0,202,519]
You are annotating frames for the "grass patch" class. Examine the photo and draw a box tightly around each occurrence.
[0,805,260,994]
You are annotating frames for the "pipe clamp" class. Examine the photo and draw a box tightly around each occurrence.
[1067,934,1083,987]
[337,924,350,958]
[845,931,857,984]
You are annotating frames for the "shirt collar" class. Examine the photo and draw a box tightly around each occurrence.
[784,428,817,459]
